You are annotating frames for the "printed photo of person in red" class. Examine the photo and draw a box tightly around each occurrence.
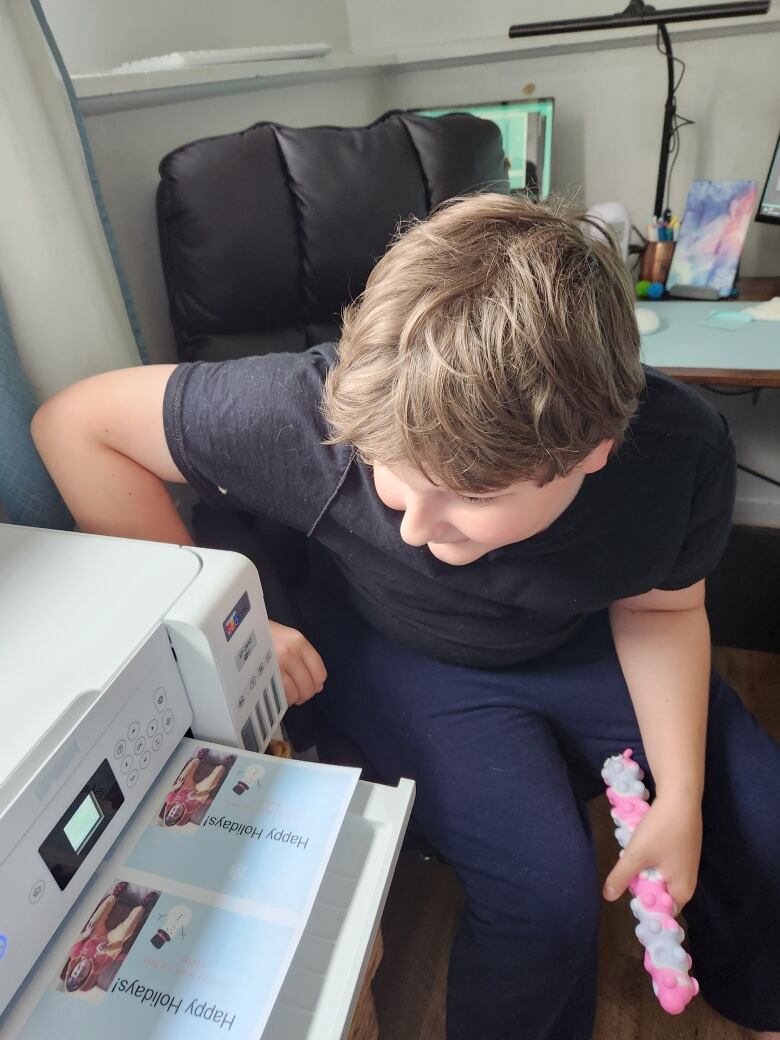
[57,881,159,1000]
[157,747,236,830]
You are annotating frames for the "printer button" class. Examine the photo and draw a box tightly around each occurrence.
[146,717,159,738]
[120,755,133,775]
[29,880,46,904]
[162,709,175,734]
[153,687,167,712]
[127,721,141,741]
[139,751,152,770]
[127,770,139,788]
[133,737,146,756]
[113,739,127,759]
[151,732,164,752]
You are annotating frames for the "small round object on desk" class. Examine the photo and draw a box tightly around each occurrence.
[635,307,660,334]
[635,279,650,298]
[647,281,665,300]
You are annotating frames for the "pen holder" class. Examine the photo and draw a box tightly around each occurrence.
[640,242,675,285]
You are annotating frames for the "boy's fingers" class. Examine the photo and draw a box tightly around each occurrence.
[280,670,301,706]
[300,641,328,689]
[603,850,642,901]
[267,622,326,705]
[282,657,321,704]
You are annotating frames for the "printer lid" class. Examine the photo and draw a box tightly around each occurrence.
[0,526,201,795]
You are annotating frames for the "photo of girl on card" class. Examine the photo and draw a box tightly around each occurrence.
[156,747,236,830]
[56,881,159,1002]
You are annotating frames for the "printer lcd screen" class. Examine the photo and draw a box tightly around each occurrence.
[39,760,124,890]
[63,791,104,855]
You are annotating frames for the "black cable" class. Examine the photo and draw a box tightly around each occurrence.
[629,225,646,277]
[656,29,687,92]
[697,390,780,487]
[666,130,680,212]
[665,113,695,212]
[737,463,780,488]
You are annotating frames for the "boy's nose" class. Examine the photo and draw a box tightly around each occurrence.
[399,500,449,547]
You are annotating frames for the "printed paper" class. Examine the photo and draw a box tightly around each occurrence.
[12,739,359,1039]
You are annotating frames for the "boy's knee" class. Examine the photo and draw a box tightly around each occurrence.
[466,862,600,950]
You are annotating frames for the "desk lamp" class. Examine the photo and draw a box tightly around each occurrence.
[509,1,770,220]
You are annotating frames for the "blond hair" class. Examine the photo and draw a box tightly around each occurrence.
[322,193,645,491]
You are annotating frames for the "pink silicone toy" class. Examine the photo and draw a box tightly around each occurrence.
[601,749,699,1015]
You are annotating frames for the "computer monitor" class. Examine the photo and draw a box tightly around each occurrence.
[414,98,554,201]
[756,128,780,225]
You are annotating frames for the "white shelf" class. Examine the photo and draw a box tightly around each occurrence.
[72,49,395,113]
[73,16,780,114]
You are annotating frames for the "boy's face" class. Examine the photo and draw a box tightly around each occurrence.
[373,442,612,566]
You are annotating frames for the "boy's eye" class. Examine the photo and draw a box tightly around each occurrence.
[458,495,496,506]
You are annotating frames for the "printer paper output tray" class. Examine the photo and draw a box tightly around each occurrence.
[265,777,414,1039]
[5,741,414,1040]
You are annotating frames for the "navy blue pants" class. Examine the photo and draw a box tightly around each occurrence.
[299,602,780,1040]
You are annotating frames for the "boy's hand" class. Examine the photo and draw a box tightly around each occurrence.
[603,794,702,911]
[268,620,327,705]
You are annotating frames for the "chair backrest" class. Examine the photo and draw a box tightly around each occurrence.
[157,110,509,362]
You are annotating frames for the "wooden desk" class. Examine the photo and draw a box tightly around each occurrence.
[643,276,780,388]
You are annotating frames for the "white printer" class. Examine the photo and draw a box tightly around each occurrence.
[0,525,413,1037]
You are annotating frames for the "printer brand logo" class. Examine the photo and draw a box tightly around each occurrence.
[35,739,81,803]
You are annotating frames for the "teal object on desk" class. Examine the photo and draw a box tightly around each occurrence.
[638,301,779,374]
[700,310,753,331]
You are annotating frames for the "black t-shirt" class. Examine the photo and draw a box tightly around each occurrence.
[163,343,736,667]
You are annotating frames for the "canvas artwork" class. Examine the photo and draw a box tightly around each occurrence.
[666,180,758,298]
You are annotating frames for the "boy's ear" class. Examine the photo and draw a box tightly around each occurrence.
[579,439,615,475]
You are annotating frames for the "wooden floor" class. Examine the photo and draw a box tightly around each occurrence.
[372,647,780,1040]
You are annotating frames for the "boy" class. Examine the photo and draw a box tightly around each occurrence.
[32,195,780,1040]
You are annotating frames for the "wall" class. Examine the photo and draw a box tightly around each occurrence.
[346,0,532,52]
[32,1,780,523]
[381,31,780,277]
[40,2,780,363]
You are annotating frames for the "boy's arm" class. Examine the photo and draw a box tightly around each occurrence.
[32,365,192,544]
[32,366,326,703]
[605,580,710,908]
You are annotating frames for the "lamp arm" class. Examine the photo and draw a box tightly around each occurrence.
[508,1,769,37]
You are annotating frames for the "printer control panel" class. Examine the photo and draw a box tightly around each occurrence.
[111,683,178,792]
